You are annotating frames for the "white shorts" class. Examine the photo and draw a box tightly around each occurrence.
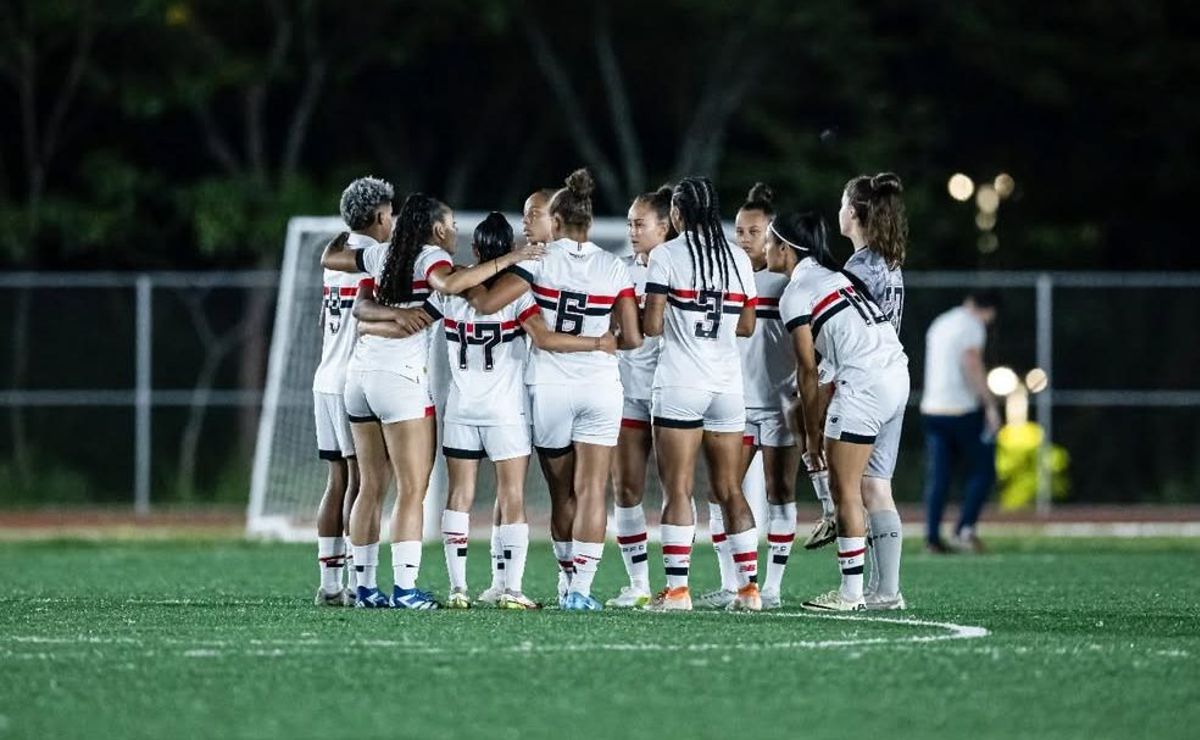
[651,387,745,434]
[344,368,434,425]
[825,367,909,458]
[744,406,794,448]
[443,421,531,462]
[621,397,652,430]
[313,390,355,460]
[530,382,623,453]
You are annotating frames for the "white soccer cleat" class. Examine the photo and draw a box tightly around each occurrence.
[445,589,472,609]
[475,585,504,606]
[557,571,572,609]
[864,592,907,611]
[801,589,866,612]
[760,587,783,610]
[314,587,354,607]
[498,591,542,610]
[696,588,736,609]
[605,585,652,608]
[803,515,838,550]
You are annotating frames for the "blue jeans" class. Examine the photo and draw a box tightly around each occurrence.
[922,411,996,544]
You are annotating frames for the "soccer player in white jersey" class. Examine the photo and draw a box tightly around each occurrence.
[642,177,762,612]
[312,176,393,607]
[321,194,541,609]
[700,182,804,611]
[466,169,643,611]
[837,172,909,609]
[607,186,674,608]
[770,211,910,612]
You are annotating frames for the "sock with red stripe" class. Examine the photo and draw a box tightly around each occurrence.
[868,510,903,598]
[660,524,694,589]
[391,540,422,590]
[498,522,529,593]
[318,536,346,595]
[489,524,504,591]
[728,527,759,588]
[810,471,834,517]
[441,510,470,592]
[764,503,797,593]
[352,542,379,590]
[708,503,738,592]
[552,539,574,592]
[614,504,650,590]
[569,540,604,597]
[836,536,867,601]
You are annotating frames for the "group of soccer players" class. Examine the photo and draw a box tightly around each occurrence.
[312,166,909,613]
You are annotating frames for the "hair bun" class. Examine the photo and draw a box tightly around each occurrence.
[565,168,595,199]
[747,182,775,205]
[655,184,674,200]
[871,172,903,195]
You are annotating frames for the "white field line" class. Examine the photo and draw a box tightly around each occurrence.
[0,613,989,658]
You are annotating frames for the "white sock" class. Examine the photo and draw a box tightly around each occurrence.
[661,524,694,589]
[837,536,867,601]
[709,503,738,592]
[498,522,529,593]
[318,536,345,595]
[553,539,574,579]
[868,510,903,598]
[441,510,470,592]
[489,524,504,590]
[614,504,650,591]
[764,503,797,593]
[391,541,422,591]
[810,471,834,517]
[570,540,604,597]
[352,542,379,591]
[728,527,759,588]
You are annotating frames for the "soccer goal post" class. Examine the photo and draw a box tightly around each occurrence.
[246,213,765,541]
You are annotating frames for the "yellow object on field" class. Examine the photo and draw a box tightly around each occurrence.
[995,421,1070,510]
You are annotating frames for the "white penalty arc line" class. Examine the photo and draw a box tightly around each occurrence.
[1,613,989,657]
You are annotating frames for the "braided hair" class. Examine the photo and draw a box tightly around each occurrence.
[378,193,447,306]
[672,177,744,293]
[634,184,678,241]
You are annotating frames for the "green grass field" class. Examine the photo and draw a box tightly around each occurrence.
[1,537,1197,739]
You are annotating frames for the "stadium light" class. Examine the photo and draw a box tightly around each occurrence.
[995,173,1015,198]
[1025,367,1049,393]
[978,233,999,253]
[976,184,1000,214]
[948,173,975,202]
[976,211,997,231]
[987,366,1020,397]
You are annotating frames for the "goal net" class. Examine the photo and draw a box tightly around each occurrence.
[247,214,766,541]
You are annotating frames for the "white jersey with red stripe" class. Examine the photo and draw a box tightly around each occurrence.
[350,243,454,379]
[739,267,794,409]
[423,291,536,426]
[779,257,907,389]
[313,234,372,394]
[645,234,758,394]
[617,252,662,401]
[510,239,634,386]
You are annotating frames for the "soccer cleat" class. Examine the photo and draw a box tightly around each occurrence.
[760,587,782,610]
[354,586,390,609]
[696,588,736,609]
[391,587,440,610]
[800,589,866,612]
[644,586,692,611]
[561,591,603,611]
[475,585,504,606]
[951,532,985,554]
[557,571,571,603]
[726,583,762,612]
[803,514,838,550]
[498,591,541,610]
[445,589,472,609]
[314,587,352,607]
[605,585,652,609]
[865,592,907,611]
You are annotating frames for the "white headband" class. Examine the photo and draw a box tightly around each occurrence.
[769,221,809,253]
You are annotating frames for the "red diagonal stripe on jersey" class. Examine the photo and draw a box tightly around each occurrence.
[531,283,560,299]
[517,304,540,323]
[812,289,844,318]
[837,547,867,558]
[732,551,758,563]
[662,544,691,555]
[767,533,796,543]
[616,533,648,545]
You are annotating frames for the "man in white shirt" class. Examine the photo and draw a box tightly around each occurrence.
[920,291,1001,553]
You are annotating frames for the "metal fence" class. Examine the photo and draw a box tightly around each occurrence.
[2,236,1199,513]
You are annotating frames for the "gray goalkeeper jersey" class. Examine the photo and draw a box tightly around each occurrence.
[844,247,904,334]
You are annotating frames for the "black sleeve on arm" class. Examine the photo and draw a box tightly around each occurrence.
[354,249,367,274]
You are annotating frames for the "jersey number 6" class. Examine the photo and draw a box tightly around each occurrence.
[554,291,588,336]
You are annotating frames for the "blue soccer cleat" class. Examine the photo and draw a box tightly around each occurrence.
[391,587,440,610]
[355,586,390,608]
[561,591,603,611]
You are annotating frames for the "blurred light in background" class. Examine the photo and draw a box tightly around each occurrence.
[987,366,1020,396]
[976,184,1000,213]
[1025,367,1049,393]
[978,233,999,253]
[995,173,1015,198]
[976,211,997,231]
[948,173,975,201]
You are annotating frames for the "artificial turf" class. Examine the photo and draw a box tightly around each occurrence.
[0,537,1197,740]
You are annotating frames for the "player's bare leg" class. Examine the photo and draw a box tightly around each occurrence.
[802,438,872,612]
[383,415,438,609]
[315,458,352,605]
[560,442,612,610]
[442,457,478,608]
[494,455,538,609]
[760,444,800,609]
[538,448,577,605]
[704,429,761,611]
[647,425,703,611]
[348,421,390,607]
[608,423,653,606]
[799,387,837,549]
